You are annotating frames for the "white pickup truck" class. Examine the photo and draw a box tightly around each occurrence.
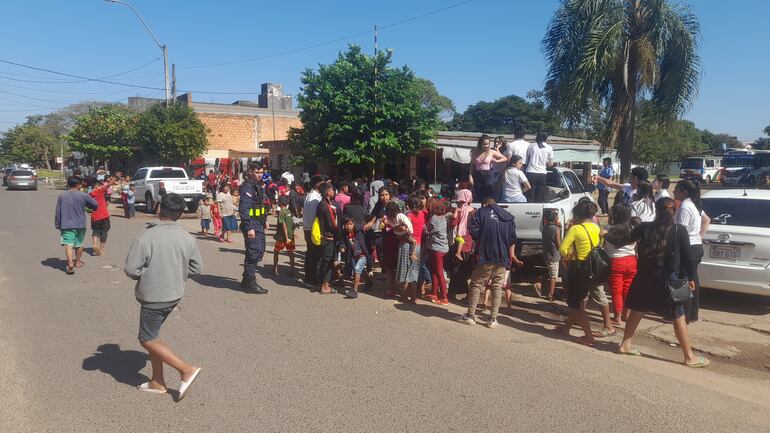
[131,166,205,213]
[471,167,597,243]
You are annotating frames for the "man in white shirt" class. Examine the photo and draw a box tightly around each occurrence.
[594,166,649,205]
[302,175,324,286]
[507,124,530,164]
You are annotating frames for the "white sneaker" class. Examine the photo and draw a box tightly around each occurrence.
[487,318,499,329]
[458,314,476,326]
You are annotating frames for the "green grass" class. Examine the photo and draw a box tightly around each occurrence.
[36,169,65,180]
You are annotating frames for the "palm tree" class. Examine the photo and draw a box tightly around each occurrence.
[542,0,701,180]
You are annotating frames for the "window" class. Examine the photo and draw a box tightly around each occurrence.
[132,169,147,180]
[706,160,714,168]
[149,169,187,179]
[546,171,565,189]
[563,171,585,194]
[703,198,770,228]
[11,170,34,176]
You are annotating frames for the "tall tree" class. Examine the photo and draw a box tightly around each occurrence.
[0,123,58,169]
[542,0,701,180]
[136,103,209,165]
[450,95,561,135]
[66,104,139,166]
[633,102,705,172]
[290,45,441,167]
[412,77,456,123]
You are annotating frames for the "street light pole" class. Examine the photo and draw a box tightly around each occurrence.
[104,0,170,103]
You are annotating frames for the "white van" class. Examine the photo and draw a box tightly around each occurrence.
[679,156,721,183]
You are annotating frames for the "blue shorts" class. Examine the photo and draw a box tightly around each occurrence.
[353,256,367,275]
[222,215,238,231]
[201,219,211,230]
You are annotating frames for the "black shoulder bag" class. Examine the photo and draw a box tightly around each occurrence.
[577,224,611,287]
[667,225,693,305]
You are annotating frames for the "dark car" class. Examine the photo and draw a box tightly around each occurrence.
[6,169,38,190]
[2,168,14,186]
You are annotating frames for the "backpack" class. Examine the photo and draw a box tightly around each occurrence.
[310,217,322,246]
[575,224,611,286]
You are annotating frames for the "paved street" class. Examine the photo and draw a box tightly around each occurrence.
[1,185,769,433]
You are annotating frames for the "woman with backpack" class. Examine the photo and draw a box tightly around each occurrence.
[602,198,709,367]
[555,199,603,346]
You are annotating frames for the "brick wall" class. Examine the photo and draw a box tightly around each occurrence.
[197,113,259,153]
[257,115,302,142]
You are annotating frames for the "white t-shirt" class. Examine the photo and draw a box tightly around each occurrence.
[303,189,322,229]
[676,198,702,245]
[216,192,235,216]
[631,199,656,222]
[508,139,530,164]
[394,212,413,234]
[525,142,554,174]
[654,189,670,201]
[501,167,529,199]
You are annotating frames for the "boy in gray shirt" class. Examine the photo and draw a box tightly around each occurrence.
[124,193,203,399]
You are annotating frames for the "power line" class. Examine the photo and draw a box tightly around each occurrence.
[0,57,160,84]
[0,59,262,95]
[177,0,477,69]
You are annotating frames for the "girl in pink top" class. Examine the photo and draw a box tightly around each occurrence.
[469,134,507,201]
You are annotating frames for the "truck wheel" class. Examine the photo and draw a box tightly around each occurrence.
[145,192,155,214]
[186,200,199,213]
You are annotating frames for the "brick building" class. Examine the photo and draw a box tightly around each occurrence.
[128,83,301,172]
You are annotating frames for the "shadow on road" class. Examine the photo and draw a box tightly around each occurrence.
[40,257,66,272]
[82,343,148,387]
[700,288,770,316]
[192,274,242,292]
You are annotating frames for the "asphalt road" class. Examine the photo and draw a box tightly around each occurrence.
[0,186,768,433]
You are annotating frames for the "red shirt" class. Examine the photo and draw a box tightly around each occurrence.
[207,173,218,186]
[89,185,110,221]
[408,210,428,245]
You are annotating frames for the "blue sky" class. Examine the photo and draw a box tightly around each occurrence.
[1,0,768,141]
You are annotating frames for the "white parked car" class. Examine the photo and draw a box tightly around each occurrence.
[699,189,770,296]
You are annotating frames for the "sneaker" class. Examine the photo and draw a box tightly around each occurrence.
[457,314,476,326]
[487,318,499,329]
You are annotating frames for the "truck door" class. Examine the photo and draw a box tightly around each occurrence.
[132,168,148,201]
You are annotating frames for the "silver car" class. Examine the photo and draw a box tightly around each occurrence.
[6,169,38,190]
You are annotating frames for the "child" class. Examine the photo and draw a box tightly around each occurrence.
[340,216,371,299]
[541,209,562,300]
[272,195,296,275]
[198,197,212,236]
[122,181,131,218]
[210,201,222,238]
[425,198,450,305]
[389,204,417,261]
[126,183,136,219]
[124,193,203,399]
[603,202,638,324]
[387,201,418,301]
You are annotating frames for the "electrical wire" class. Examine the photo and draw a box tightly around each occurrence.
[0,57,161,84]
[177,0,476,69]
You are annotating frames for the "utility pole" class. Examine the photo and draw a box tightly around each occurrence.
[373,24,378,179]
[171,63,176,101]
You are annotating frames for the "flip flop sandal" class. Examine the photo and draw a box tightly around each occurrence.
[619,348,642,356]
[575,337,595,347]
[593,329,617,338]
[685,357,710,368]
[137,382,167,394]
[65,266,75,275]
[178,367,202,400]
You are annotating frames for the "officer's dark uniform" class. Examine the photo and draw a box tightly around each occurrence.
[238,177,268,293]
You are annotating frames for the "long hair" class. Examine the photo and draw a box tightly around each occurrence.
[675,179,702,213]
[476,134,491,151]
[536,131,548,149]
[494,136,507,152]
[607,202,633,238]
[647,197,677,256]
[507,154,523,169]
[633,180,655,216]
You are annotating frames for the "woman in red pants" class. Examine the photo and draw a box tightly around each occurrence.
[425,198,450,304]
[603,202,638,325]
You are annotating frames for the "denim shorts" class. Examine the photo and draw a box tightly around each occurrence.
[222,215,238,231]
[353,256,367,275]
[138,303,178,342]
[201,218,211,230]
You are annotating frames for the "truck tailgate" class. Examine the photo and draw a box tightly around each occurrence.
[164,180,203,195]
[497,203,544,242]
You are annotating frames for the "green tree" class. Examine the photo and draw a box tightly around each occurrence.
[66,104,138,166]
[450,94,561,135]
[542,0,701,180]
[137,103,209,165]
[700,130,742,150]
[412,77,456,123]
[0,123,58,169]
[753,125,770,150]
[290,45,441,167]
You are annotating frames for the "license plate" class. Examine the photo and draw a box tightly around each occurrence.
[710,245,740,260]
[17,183,27,185]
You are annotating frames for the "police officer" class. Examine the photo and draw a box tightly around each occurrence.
[238,162,269,294]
